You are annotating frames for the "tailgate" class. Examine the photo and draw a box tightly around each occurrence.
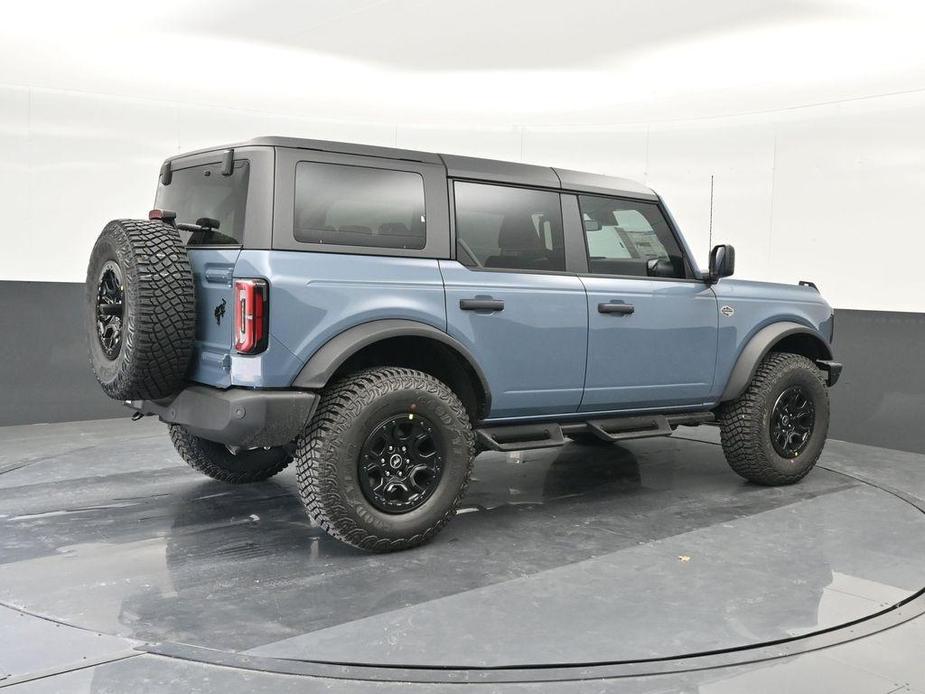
[187,247,241,388]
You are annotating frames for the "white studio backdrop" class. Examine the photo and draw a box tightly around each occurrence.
[1,0,924,312]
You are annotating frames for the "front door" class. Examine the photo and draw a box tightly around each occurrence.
[575,194,718,411]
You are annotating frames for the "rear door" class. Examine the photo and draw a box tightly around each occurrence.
[442,181,587,419]
[574,194,718,411]
[154,148,271,387]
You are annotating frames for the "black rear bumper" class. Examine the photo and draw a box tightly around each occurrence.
[127,385,318,447]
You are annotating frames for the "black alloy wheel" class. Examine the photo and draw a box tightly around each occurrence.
[359,414,445,513]
[96,261,124,360]
[769,385,816,458]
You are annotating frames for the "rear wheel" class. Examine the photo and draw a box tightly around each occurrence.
[169,425,291,484]
[718,352,829,486]
[295,367,475,552]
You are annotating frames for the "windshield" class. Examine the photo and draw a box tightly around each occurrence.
[155,160,249,245]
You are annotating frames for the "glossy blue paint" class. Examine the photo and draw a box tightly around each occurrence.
[186,248,240,388]
[187,247,834,413]
[440,261,587,418]
[579,277,718,411]
[233,250,447,388]
[709,279,834,401]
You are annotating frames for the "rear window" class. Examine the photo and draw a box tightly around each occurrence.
[293,162,426,249]
[454,181,565,272]
[155,160,249,245]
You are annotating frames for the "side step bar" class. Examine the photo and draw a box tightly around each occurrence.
[476,412,715,452]
[475,423,567,452]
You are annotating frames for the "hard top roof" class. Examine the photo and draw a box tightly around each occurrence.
[167,136,658,201]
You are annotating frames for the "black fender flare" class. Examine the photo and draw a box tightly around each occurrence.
[290,319,492,414]
[720,321,834,402]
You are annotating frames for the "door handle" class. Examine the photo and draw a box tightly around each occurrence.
[598,302,635,315]
[460,298,504,312]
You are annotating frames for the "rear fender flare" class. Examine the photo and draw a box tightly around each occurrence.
[290,319,492,414]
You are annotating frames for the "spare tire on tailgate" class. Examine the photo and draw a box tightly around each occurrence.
[86,219,196,401]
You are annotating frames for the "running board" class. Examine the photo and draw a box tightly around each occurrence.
[476,412,715,452]
[475,423,567,452]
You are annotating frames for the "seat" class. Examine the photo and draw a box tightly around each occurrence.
[379,222,410,236]
[484,216,551,270]
[338,225,372,234]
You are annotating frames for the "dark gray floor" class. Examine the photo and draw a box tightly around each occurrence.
[0,418,923,691]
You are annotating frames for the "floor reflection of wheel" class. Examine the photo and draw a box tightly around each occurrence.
[295,367,475,552]
[719,353,829,486]
[169,425,291,484]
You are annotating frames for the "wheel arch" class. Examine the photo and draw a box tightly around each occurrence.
[291,319,492,421]
[720,321,833,402]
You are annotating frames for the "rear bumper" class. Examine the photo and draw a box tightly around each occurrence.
[816,359,843,387]
[127,385,319,447]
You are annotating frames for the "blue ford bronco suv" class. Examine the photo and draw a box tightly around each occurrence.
[86,137,842,552]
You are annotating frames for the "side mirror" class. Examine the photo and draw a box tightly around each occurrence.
[708,244,735,284]
[583,219,602,232]
[647,257,676,278]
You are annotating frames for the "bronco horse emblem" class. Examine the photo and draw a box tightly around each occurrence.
[214,298,227,325]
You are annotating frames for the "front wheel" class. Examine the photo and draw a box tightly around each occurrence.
[295,367,475,552]
[718,352,829,486]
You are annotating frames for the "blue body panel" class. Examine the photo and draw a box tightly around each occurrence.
[440,261,588,418]
[186,248,240,388]
[579,277,718,411]
[708,279,834,401]
[186,256,833,419]
[231,251,447,388]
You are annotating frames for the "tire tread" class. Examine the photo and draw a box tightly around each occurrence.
[718,352,828,486]
[87,219,195,401]
[295,367,475,552]
[169,425,291,484]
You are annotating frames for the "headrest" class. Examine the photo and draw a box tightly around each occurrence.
[379,222,410,236]
[498,216,542,252]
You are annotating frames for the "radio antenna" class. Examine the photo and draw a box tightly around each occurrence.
[708,174,715,251]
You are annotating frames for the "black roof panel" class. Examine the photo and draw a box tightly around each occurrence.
[167,136,657,200]
[439,153,561,189]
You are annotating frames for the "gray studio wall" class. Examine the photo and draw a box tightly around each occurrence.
[2,280,923,454]
[2,281,125,426]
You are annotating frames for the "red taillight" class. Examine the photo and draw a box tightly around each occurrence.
[233,279,269,354]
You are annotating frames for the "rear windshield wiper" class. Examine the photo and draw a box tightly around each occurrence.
[148,210,239,244]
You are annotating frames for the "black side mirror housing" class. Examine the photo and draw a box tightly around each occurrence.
[708,244,735,284]
[583,219,602,232]
[647,257,677,278]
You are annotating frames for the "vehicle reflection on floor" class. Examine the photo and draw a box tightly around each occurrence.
[0,419,922,669]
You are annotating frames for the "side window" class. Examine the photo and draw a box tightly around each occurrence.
[578,195,686,279]
[454,182,565,272]
[293,162,426,249]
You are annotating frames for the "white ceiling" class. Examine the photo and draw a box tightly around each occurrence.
[2,0,925,125]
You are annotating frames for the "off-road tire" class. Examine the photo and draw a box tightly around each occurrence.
[295,367,475,552]
[169,425,291,484]
[718,352,829,486]
[86,219,195,401]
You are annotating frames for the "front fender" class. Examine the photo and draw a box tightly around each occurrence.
[720,322,833,401]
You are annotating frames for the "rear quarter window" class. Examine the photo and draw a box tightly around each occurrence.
[293,162,426,250]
